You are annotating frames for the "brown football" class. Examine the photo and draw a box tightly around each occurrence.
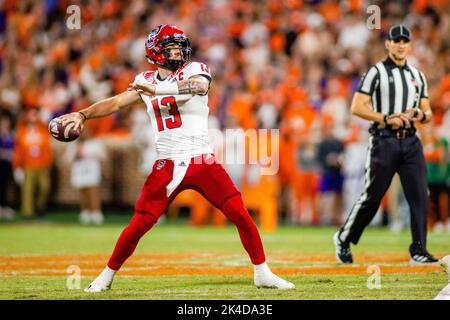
[48,117,81,142]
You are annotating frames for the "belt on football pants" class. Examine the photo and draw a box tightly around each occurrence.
[369,127,416,140]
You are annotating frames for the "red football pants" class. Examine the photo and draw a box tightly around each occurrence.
[107,154,266,270]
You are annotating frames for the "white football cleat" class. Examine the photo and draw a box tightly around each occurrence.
[84,266,116,293]
[84,281,111,293]
[254,272,295,289]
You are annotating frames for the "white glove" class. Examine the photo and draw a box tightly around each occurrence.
[13,168,24,185]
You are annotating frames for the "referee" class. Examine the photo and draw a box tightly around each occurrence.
[333,25,438,265]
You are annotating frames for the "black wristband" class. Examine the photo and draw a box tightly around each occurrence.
[78,111,87,121]
[383,114,388,124]
[420,111,427,123]
[413,109,419,118]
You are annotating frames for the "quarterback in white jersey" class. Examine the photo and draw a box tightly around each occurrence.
[59,24,294,293]
[132,61,213,160]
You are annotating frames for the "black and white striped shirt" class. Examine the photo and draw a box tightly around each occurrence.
[357,57,428,115]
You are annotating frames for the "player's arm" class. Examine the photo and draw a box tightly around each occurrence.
[404,71,432,124]
[129,75,210,96]
[404,98,432,124]
[60,90,143,130]
[177,75,210,95]
[418,98,432,124]
[350,92,409,128]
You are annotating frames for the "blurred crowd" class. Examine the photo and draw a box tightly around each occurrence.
[0,0,449,232]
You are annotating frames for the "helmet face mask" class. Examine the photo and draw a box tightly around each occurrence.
[145,24,192,71]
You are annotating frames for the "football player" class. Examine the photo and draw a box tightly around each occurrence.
[60,24,294,292]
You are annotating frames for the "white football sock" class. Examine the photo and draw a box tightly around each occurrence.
[253,261,272,276]
[95,266,116,284]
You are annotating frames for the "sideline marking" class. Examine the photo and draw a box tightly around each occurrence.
[434,255,450,300]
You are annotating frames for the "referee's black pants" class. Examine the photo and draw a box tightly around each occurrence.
[338,130,428,249]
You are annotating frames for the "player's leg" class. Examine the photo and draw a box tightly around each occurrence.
[85,160,177,292]
[36,168,50,216]
[78,188,90,224]
[88,186,104,225]
[187,155,294,289]
[335,136,398,263]
[220,194,266,264]
[22,168,35,217]
[398,137,437,263]
[338,136,398,245]
[84,214,158,292]
[220,193,294,289]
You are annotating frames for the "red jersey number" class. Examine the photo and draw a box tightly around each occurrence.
[151,96,182,132]
[200,63,210,74]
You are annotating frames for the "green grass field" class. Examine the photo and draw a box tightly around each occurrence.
[0,213,449,300]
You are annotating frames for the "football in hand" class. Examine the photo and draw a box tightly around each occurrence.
[48,117,81,142]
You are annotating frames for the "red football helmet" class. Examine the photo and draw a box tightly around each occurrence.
[145,24,192,71]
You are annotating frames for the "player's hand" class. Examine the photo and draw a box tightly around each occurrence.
[59,112,85,131]
[128,82,156,96]
[403,108,424,122]
[387,113,410,129]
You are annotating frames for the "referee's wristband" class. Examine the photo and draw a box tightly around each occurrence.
[383,114,388,124]
[420,111,427,123]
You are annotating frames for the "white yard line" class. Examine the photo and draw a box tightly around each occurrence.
[434,256,450,300]
[434,283,450,300]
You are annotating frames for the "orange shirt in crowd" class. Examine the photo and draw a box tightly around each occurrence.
[424,148,444,163]
[228,92,257,130]
[12,122,53,169]
[424,135,445,163]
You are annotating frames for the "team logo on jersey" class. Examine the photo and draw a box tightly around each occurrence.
[156,160,166,170]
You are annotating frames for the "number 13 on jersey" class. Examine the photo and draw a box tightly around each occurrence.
[151,96,182,131]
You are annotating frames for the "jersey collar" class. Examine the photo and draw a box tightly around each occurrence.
[384,56,409,70]
[155,62,190,83]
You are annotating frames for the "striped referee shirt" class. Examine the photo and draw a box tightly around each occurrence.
[357,56,428,116]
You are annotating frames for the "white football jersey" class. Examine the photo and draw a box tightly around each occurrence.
[133,61,214,160]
